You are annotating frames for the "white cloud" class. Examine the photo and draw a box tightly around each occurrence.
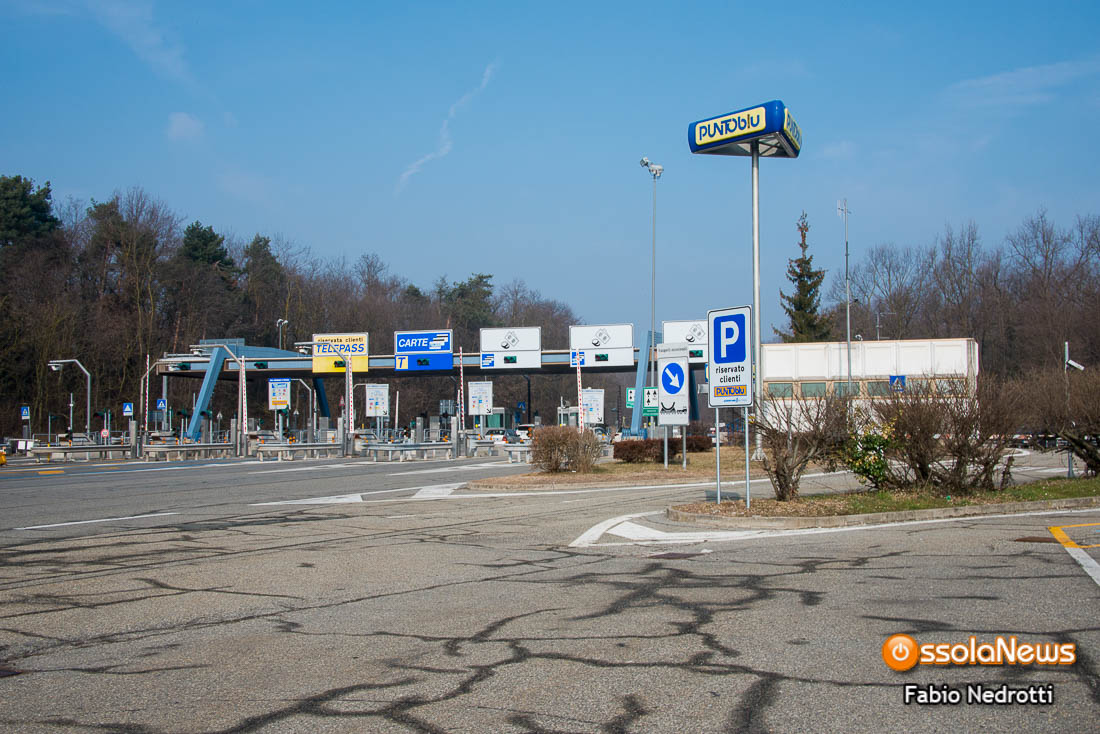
[947,58,1100,108]
[166,111,202,141]
[821,140,855,160]
[86,0,195,86]
[396,62,498,194]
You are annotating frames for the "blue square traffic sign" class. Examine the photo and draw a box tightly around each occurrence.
[711,313,746,363]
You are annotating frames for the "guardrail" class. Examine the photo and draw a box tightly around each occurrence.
[502,444,533,464]
[255,442,346,461]
[363,441,455,462]
[142,443,236,461]
[30,444,134,462]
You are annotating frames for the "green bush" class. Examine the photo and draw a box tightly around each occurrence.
[843,427,893,489]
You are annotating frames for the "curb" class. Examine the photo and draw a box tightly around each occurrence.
[666,495,1100,530]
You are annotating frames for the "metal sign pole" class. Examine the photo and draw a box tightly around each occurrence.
[751,140,764,461]
[743,406,751,509]
[715,407,721,503]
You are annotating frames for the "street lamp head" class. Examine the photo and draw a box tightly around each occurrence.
[1067,359,1085,371]
[640,157,649,168]
[48,362,61,372]
[650,164,663,178]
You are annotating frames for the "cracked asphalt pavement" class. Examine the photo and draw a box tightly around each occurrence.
[0,454,1097,732]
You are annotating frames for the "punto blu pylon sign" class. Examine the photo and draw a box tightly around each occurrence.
[688,99,801,461]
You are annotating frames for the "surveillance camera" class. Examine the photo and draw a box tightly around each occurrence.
[640,157,649,168]
[1067,359,1085,371]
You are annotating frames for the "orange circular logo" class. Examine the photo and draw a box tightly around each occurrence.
[882,634,918,671]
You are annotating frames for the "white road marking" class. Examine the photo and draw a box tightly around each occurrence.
[251,483,464,505]
[390,462,505,476]
[1062,547,1100,587]
[16,513,178,530]
[571,507,1100,548]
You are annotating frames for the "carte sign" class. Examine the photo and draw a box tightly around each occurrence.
[479,327,541,370]
[267,378,291,410]
[468,381,493,416]
[568,324,634,368]
[395,329,453,371]
[707,306,752,407]
[657,343,690,426]
[311,333,369,373]
[663,320,708,364]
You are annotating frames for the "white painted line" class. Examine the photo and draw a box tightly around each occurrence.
[252,483,464,505]
[1063,547,1100,588]
[16,512,178,530]
[571,507,1100,548]
[569,512,661,548]
[391,462,503,476]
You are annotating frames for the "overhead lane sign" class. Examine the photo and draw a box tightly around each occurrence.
[480,327,541,370]
[569,324,634,368]
[312,333,369,373]
[663,320,708,364]
[708,305,752,408]
[688,100,801,158]
[395,329,453,371]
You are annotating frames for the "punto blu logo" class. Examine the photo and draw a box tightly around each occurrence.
[695,107,766,145]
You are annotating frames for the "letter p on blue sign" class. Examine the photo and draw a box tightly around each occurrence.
[712,313,746,363]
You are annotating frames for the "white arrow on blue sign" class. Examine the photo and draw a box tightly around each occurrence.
[661,363,685,394]
[657,343,689,426]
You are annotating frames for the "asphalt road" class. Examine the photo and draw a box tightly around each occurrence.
[0,451,1097,733]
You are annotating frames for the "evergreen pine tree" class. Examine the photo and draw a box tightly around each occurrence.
[775,212,832,342]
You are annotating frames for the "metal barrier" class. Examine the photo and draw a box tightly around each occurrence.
[255,442,346,461]
[503,444,533,464]
[142,443,236,461]
[30,444,134,462]
[363,441,455,462]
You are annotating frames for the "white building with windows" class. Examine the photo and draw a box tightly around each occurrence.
[761,338,979,398]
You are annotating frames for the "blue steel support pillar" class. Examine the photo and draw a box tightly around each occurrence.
[314,377,330,418]
[185,347,228,442]
[628,330,656,437]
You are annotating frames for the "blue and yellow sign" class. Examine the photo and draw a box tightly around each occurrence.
[688,100,801,158]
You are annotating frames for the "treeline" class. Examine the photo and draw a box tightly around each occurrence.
[822,211,1100,375]
[0,175,592,436]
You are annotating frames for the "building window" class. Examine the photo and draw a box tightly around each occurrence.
[801,381,827,397]
[867,381,891,396]
[936,378,965,395]
[767,382,793,398]
[833,381,860,397]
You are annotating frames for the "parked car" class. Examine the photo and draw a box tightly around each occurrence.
[484,428,519,444]
[515,424,536,441]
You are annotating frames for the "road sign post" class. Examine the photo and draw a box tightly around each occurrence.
[708,305,753,507]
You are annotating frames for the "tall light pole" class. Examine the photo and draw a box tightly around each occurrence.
[48,359,91,437]
[1065,342,1085,478]
[837,199,852,398]
[640,157,663,421]
[276,319,289,351]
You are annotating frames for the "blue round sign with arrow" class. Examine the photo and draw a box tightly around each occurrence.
[661,362,685,395]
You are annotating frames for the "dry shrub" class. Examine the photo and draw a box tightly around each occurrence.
[757,392,848,501]
[613,439,663,463]
[1024,368,1100,475]
[532,425,572,472]
[532,426,603,473]
[872,376,1024,493]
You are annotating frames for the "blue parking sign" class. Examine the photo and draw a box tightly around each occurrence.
[707,305,752,408]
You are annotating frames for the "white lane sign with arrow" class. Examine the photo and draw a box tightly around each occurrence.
[657,343,690,426]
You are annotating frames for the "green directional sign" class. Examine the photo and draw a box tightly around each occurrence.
[626,388,635,408]
[642,387,658,417]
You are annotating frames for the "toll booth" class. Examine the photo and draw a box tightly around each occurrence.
[557,406,579,427]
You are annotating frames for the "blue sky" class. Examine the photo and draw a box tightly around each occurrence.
[3,1,1099,342]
